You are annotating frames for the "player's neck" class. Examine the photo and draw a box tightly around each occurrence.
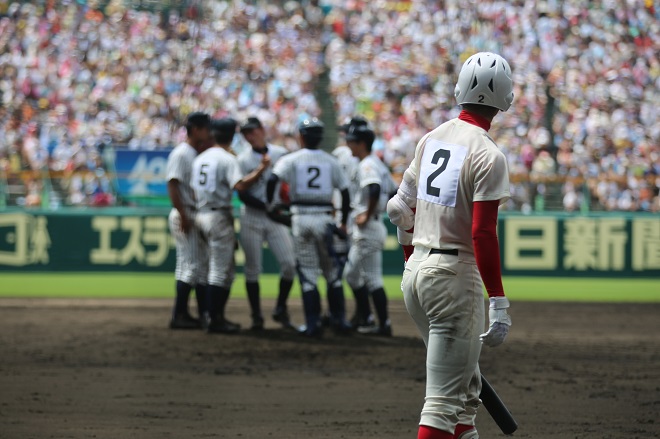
[458,108,495,132]
[187,138,200,150]
[251,144,268,154]
[356,150,369,161]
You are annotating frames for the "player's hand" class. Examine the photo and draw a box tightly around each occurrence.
[480,297,511,347]
[180,214,192,234]
[355,212,368,227]
[338,223,348,236]
[260,154,272,169]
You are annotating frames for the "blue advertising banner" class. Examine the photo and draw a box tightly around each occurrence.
[111,149,171,197]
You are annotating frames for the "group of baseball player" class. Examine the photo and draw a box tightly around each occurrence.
[166,112,394,337]
[166,51,515,439]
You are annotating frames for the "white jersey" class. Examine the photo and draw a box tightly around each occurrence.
[404,118,510,254]
[332,145,359,201]
[191,147,243,210]
[273,148,348,214]
[166,142,197,209]
[353,154,396,217]
[237,144,289,205]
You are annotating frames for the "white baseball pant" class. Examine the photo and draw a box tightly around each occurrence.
[168,208,208,285]
[401,245,484,433]
[240,208,296,282]
[292,212,341,292]
[344,219,386,292]
[195,210,235,289]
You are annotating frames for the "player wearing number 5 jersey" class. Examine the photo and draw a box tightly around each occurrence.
[267,118,352,338]
[192,119,271,334]
[387,52,514,439]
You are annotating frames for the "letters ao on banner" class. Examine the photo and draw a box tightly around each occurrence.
[112,149,170,196]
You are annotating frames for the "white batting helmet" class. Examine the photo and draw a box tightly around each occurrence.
[454,52,514,112]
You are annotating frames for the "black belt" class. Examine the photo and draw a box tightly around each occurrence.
[291,201,334,208]
[430,248,459,256]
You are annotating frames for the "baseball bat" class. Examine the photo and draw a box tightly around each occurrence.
[479,374,518,435]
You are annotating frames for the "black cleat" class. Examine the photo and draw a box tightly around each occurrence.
[272,308,295,330]
[206,318,241,334]
[357,323,392,337]
[250,316,265,331]
[169,312,202,330]
[351,314,375,330]
[330,319,353,336]
[297,324,324,338]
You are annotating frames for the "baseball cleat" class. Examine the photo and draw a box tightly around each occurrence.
[250,316,265,331]
[297,324,323,338]
[350,313,374,328]
[330,319,353,335]
[357,323,392,337]
[206,318,241,334]
[272,308,296,330]
[169,312,202,330]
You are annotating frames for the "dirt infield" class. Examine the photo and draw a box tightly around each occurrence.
[1,298,658,439]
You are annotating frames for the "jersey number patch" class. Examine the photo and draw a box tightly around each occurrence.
[192,161,217,192]
[295,162,332,196]
[417,139,468,207]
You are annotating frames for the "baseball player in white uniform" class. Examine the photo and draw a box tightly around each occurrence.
[387,52,514,439]
[344,123,397,336]
[237,117,296,330]
[166,112,211,330]
[192,118,271,334]
[266,118,352,338]
[334,116,373,325]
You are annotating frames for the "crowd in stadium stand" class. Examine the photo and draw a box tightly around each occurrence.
[0,0,658,212]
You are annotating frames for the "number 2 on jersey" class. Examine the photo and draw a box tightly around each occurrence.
[295,162,332,195]
[425,149,450,196]
[417,139,468,208]
[307,166,321,189]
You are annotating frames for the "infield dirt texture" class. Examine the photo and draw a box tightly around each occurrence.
[1,298,658,438]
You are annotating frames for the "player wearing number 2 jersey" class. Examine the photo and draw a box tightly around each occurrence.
[387,52,514,439]
[192,119,271,334]
[267,118,352,338]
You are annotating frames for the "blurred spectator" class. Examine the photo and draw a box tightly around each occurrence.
[0,0,657,212]
[322,0,660,212]
[0,0,324,205]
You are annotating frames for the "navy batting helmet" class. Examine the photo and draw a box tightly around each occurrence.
[211,118,237,145]
[298,118,324,149]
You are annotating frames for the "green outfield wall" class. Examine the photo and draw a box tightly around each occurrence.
[0,208,658,277]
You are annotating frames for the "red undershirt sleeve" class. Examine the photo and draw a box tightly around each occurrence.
[472,200,505,297]
[402,208,416,262]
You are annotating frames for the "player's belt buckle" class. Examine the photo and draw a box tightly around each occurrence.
[430,248,459,256]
